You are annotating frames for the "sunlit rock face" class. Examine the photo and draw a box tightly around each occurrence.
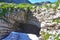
[31,5,60,29]
[33,4,60,40]
[0,0,31,4]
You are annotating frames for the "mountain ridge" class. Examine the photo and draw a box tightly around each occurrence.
[34,1,51,5]
[0,0,31,4]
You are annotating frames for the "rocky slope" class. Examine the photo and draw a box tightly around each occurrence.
[33,3,60,40]
[2,4,60,39]
[0,1,60,40]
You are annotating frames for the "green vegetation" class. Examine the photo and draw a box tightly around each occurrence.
[0,2,35,17]
[55,34,60,40]
[41,31,60,40]
[0,2,34,9]
[0,0,60,17]
[52,1,59,12]
[44,2,59,10]
[41,31,51,40]
[53,18,60,23]
[16,3,34,9]
[45,33,51,40]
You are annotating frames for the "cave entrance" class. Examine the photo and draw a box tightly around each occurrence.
[14,23,40,36]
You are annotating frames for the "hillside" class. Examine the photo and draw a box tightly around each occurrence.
[0,0,60,40]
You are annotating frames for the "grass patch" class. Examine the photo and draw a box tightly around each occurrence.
[55,34,60,40]
[41,31,51,40]
[53,18,60,23]
[41,31,60,40]
[0,2,35,17]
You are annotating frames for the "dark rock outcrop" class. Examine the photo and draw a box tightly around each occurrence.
[13,22,40,36]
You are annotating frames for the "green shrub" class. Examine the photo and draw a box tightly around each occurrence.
[0,3,34,17]
[53,18,60,23]
[41,31,60,40]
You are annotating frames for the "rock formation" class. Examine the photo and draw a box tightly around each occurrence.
[0,1,60,40]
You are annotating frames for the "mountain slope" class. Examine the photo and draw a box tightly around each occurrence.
[0,0,31,4]
[34,1,51,5]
